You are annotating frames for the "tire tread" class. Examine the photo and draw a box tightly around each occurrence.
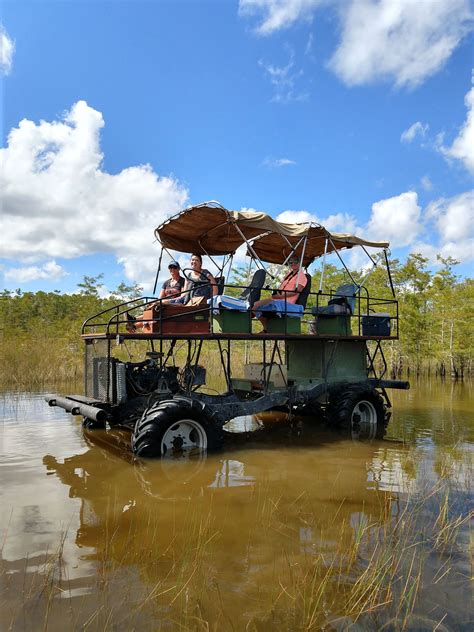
[132,397,222,458]
[327,385,386,429]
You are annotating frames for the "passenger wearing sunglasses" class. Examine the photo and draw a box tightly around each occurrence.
[159,260,185,301]
[126,259,185,332]
[253,256,307,313]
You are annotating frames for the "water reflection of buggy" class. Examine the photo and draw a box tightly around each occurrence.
[42,427,395,556]
[46,201,409,458]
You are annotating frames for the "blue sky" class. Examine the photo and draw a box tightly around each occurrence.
[1,0,473,294]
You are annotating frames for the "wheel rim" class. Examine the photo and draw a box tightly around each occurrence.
[351,400,377,425]
[160,418,208,456]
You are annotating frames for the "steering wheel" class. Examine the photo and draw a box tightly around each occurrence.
[181,267,210,284]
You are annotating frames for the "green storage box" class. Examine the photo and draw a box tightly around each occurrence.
[212,310,251,333]
[265,316,301,334]
[312,314,351,335]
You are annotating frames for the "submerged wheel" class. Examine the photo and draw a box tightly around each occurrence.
[327,386,386,430]
[132,397,223,458]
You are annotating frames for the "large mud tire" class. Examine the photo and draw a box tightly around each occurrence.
[132,397,223,458]
[327,386,386,430]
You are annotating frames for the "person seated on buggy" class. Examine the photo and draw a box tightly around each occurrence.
[252,256,307,329]
[159,260,185,302]
[180,253,218,305]
[126,253,218,332]
[126,260,186,332]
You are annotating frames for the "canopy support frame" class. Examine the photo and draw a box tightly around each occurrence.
[329,238,358,286]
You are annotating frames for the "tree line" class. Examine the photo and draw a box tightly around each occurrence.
[318,254,473,379]
[0,255,472,385]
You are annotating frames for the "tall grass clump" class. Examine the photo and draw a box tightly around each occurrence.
[1,334,84,387]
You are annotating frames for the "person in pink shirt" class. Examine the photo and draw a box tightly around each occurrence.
[253,256,307,312]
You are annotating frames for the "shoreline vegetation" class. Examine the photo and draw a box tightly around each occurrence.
[1,254,472,386]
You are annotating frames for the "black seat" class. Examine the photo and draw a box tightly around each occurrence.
[312,283,359,316]
[214,276,225,295]
[239,268,266,307]
[296,273,312,309]
[327,283,359,314]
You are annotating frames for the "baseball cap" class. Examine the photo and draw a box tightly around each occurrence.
[168,260,180,269]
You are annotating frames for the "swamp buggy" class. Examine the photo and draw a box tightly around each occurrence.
[47,201,409,457]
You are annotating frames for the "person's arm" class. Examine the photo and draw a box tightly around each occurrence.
[272,273,294,300]
[272,290,301,300]
[180,279,191,304]
[158,280,167,300]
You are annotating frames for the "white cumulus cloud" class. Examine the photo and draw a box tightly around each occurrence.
[276,209,359,233]
[4,260,67,283]
[271,190,473,269]
[0,24,14,75]
[273,190,473,269]
[329,0,473,88]
[366,190,473,265]
[426,191,474,247]
[276,209,315,224]
[367,191,422,247]
[240,1,473,89]
[438,87,474,173]
[0,101,189,287]
[239,0,322,35]
[401,121,429,143]
[425,190,474,252]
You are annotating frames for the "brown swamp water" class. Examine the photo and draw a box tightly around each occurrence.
[0,381,472,631]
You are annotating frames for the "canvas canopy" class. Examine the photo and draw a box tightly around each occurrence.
[156,201,388,265]
[250,228,389,265]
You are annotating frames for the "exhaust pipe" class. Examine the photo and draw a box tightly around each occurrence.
[45,396,110,422]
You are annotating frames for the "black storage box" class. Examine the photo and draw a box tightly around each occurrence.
[362,313,391,337]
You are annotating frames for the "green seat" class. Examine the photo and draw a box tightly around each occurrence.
[265,316,301,334]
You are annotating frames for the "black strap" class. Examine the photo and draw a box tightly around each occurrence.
[280,269,297,287]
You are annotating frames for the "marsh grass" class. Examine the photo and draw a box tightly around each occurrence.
[1,336,83,386]
[0,335,255,392]
[1,471,472,631]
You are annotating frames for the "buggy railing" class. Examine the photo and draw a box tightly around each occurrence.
[82,296,158,335]
[248,283,398,337]
[81,281,399,339]
[81,281,260,336]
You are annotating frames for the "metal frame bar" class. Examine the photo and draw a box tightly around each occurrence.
[384,249,396,298]
[319,237,329,292]
[329,237,358,285]
[358,248,385,287]
[365,340,391,407]
[153,247,164,295]
[217,339,232,392]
